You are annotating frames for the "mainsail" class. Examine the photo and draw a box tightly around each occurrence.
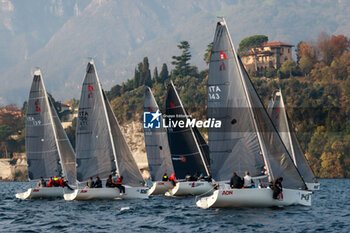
[76,61,117,182]
[76,60,144,185]
[268,91,317,184]
[144,87,174,181]
[165,81,210,179]
[26,70,75,181]
[208,19,306,189]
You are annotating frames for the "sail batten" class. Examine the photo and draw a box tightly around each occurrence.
[144,87,174,181]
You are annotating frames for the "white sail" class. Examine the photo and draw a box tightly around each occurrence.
[26,70,75,181]
[208,19,306,190]
[76,61,117,182]
[268,90,317,185]
[76,60,144,185]
[144,87,174,181]
[49,99,76,183]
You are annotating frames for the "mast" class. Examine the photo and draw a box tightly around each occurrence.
[170,81,210,177]
[222,18,273,181]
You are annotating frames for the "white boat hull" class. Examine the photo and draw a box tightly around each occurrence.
[305,182,320,191]
[148,181,174,195]
[63,186,149,201]
[15,187,66,200]
[165,181,214,196]
[196,188,312,209]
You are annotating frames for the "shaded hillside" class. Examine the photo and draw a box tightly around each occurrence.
[1,0,350,105]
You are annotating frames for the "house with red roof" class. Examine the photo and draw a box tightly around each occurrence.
[242,41,294,74]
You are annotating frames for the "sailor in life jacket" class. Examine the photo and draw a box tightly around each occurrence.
[53,176,60,187]
[47,177,53,187]
[162,173,168,181]
[168,173,177,186]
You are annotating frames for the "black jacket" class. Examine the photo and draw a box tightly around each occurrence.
[94,179,102,188]
[230,174,243,188]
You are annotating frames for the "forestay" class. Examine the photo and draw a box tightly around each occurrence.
[166,82,210,179]
[144,87,174,181]
[26,71,62,180]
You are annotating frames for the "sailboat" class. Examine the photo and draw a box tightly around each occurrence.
[144,87,175,195]
[64,60,148,201]
[268,90,320,190]
[196,19,312,208]
[165,81,214,196]
[16,70,76,199]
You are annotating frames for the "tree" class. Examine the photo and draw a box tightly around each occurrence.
[171,41,192,77]
[0,125,12,158]
[330,51,350,80]
[264,67,277,78]
[142,57,152,87]
[106,84,122,99]
[316,32,349,66]
[299,56,314,76]
[296,42,317,76]
[65,117,77,148]
[159,63,169,83]
[279,60,298,78]
[153,67,159,83]
[238,35,268,57]
[203,42,213,65]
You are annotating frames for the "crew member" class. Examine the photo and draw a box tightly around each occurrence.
[87,177,94,188]
[38,177,46,187]
[53,176,60,187]
[162,173,168,181]
[59,177,65,187]
[169,173,177,186]
[273,177,283,199]
[106,175,116,187]
[116,176,125,194]
[243,171,254,188]
[230,172,243,189]
[60,177,74,190]
[47,177,53,187]
[94,177,102,188]
[185,172,191,181]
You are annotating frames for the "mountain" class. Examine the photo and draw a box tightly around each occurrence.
[1,0,350,105]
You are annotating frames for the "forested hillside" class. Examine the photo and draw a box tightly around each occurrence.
[1,32,349,178]
[106,33,350,178]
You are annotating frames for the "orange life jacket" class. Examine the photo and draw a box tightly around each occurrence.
[59,178,64,187]
[169,173,176,183]
[116,177,123,185]
[47,179,53,187]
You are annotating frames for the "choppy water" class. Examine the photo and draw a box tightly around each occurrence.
[0,179,349,232]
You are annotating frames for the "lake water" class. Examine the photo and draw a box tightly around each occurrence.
[0,179,349,232]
